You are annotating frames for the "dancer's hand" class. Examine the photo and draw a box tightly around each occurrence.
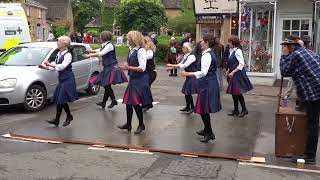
[38,64,49,70]
[83,54,90,59]
[228,71,235,78]
[180,71,190,77]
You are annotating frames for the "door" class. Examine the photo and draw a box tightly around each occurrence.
[276,17,312,78]
[71,45,91,90]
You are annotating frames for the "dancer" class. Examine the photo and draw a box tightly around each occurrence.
[180,34,221,143]
[226,35,253,117]
[40,36,78,127]
[142,36,157,112]
[118,31,153,134]
[85,31,128,109]
[167,42,197,114]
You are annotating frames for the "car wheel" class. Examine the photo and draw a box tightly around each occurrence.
[86,74,100,95]
[23,84,47,112]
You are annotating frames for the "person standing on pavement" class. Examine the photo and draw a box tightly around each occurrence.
[212,37,225,89]
[40,36,78,127]
[166,37,181,76]
[167,42,197,114]
[280,35,320,164]
[84,31,128,109]
[47,30,55,41]
[180,34,221,143]
[226,35,253,117]
[118,31,153,134]
[142,36,157,112]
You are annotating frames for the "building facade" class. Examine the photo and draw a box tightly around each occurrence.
[239,0,316,85]
[23,0,48,41]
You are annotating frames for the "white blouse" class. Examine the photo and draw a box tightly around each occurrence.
[146,49,154,60]
[49,50,72,71]
[178,53,196,69]
[129,47,147,71]
[95,41,114,57]
[229,48,244,70]
[194,48,212,79]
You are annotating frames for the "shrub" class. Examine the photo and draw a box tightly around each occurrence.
[53,25,67,37]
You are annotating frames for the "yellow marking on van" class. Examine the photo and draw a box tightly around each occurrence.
[2,38,20,50]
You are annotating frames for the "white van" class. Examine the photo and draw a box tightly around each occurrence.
[0,3,31,52]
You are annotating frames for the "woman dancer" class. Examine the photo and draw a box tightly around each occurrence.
[118,31,153,134]
[167,42,197,114]
[181,34,221,143]
[40,36,78,127]
[85,31,128,109]
[226,35,253,117]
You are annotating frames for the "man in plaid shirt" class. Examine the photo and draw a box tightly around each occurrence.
[280,35,320,164]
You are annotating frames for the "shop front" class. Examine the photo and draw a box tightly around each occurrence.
[193,0,239,45]
[239,0,315,85]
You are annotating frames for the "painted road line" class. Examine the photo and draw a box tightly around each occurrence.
[239,162,320,174]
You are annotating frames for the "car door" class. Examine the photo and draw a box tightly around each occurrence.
[44,49,59,97]
[71,45,91,90]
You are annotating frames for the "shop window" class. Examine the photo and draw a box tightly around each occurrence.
[281,19,311,41]
[200,25,221,39]
[231,16,239,35]
[240,3,275,73]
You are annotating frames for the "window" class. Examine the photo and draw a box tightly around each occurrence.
[240,3,275,73]
[200,24,221,39]
[281,19,311,40]
[38,9,42,18]
[71,46,86,62]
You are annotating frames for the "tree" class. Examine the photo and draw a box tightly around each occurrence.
[168,0,196,36]
[115,0,167,34]
[72,0,102,33]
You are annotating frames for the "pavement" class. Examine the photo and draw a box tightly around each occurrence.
[0,66,319,179]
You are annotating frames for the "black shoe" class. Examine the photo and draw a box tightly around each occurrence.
[200,133,216,143]
[62,115,73,127]
[107,101,118,109]
[169,74,173,76]
[291,155,316,165]
[185,108,194,114]
[96,102,106,109]
[142,107,150,112]
[196,130,205,136]
[180,107,189,112]
[134,125,145,135]
[228,110,239,116]
[239,110,248,117]
[47,119,59,127]
[118,124,132,132]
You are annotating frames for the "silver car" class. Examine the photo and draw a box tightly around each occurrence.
[0,42,101,111]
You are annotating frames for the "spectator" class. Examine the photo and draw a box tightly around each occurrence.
[82,32,91,44]
[47,30,55,41]
[280,35,320,164]
[212,37,225,89]
[166,37,181,76]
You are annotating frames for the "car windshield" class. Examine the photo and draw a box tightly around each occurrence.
[0,46,52,66]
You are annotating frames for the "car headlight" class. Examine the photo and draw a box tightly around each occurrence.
[0,78,17,88]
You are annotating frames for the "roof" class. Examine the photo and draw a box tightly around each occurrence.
[25,0,47,9]
[85,17,101,28]
[104,0,182,9]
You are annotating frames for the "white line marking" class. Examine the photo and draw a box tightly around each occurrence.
[239,162,320,174]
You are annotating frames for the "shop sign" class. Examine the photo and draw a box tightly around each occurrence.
[194,0,238,15]
[196,15,223,24]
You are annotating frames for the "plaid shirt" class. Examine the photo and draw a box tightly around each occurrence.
[280,46,320,102]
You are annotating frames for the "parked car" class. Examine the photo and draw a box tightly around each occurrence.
[0,42,101,111]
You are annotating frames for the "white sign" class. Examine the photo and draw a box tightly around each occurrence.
[194,0,238,15]
[116,37,123,46]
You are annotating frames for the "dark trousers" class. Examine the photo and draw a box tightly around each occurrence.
[185,95,194,109]
[168,58,177,75]
[126,105,144,126]
[101,85,117,105]
[304,100,320,158]
[232,95,247,112]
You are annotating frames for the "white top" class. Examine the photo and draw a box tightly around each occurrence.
[47,33,54,41]
[129,47,147,71]
[146,49,154,60]
[194,48,212,79]
[229,48,244,70]
[95,41,114,57]
[49,50,72,71]
[178,53,196,69]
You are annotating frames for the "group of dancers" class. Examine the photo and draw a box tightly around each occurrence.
[40,30,253,143]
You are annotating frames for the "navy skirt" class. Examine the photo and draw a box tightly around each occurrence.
[123,74,153,106]
[195,76,221,114]
[226,70,253,95]
[181,77,198,95]
[95,66,128,86]
[52,74,78,104]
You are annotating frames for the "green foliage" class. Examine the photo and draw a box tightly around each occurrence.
[101,7,115,32]
[168,0,196,36]
[53,25,67,37]
[72,0,102,33]
[115,0,167,33]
